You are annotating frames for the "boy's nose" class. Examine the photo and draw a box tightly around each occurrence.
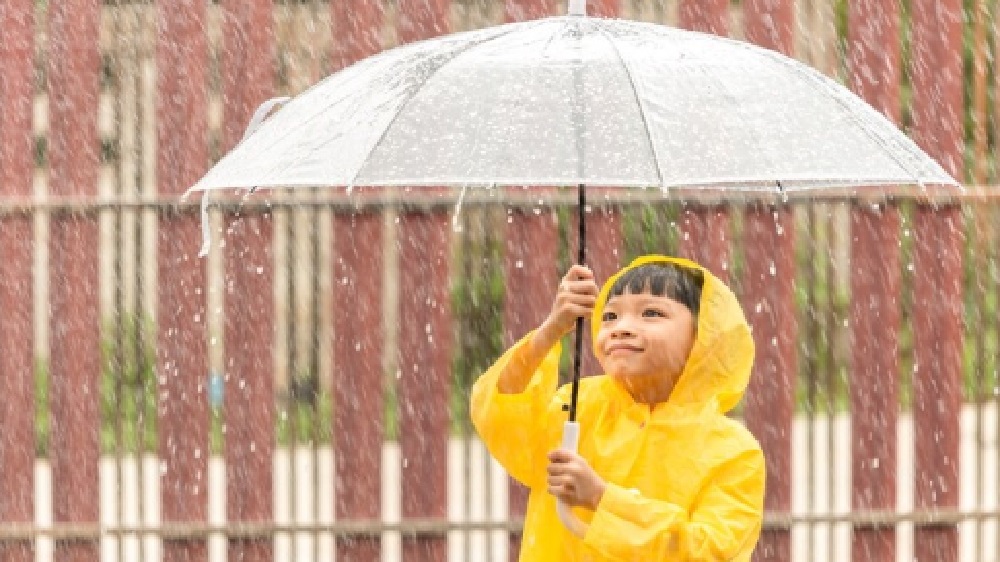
[610,319,636,337]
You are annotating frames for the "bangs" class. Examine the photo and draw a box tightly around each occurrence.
[608,263,703,316]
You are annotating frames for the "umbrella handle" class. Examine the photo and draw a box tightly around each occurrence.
[556,421,590,538]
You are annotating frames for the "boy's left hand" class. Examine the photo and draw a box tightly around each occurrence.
[546,449,607,511]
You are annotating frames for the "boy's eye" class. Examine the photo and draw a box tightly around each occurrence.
[642,308,666,318]
[602,311,617,322]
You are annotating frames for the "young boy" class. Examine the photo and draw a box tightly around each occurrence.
[471,255,764,561]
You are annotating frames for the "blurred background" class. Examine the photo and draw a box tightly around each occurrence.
[0,0,997,561]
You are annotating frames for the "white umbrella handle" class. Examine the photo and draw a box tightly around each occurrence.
[557,421,590,538]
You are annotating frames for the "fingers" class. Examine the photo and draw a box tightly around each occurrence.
[547,448,576,463]
[555,266,598,315]
[565,264,595,282]
[542,266,600,340]
[560,265,598,295]
[547,449,586,504]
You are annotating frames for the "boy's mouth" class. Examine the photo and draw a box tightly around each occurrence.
[605,343,643,355]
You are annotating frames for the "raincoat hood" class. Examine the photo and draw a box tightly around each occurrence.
[591,255,755,413]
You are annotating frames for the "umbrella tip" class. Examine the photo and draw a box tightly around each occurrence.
[568,0,586,16]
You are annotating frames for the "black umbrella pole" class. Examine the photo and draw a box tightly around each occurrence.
[569,183,586,422]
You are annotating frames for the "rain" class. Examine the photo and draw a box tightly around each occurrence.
[0,1,997,562]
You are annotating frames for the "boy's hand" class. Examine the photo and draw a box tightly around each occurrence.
[546,448,607,511]
[535,265,598,349]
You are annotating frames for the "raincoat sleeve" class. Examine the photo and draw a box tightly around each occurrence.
[584,446,765,560]
[470,332,565,489]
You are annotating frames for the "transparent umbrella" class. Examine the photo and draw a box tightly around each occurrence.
[187,0,957,537]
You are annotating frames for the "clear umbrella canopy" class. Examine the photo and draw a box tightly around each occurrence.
[190,15,956,196]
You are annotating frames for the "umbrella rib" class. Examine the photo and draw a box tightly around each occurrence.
[596,25,666,190]
[753,47,948,187]
[346,20,551,190]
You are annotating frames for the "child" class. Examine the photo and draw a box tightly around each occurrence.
[471,255,764,561]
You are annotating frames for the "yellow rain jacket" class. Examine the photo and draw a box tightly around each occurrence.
[471,255,764,561]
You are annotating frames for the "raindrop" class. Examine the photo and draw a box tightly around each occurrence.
[250,442,256,453]
[768,263,776,276]
[770,337,777,347]
[354,342,361,351]
[193,313,201,323]
[256,266,264,274]
[515,260,524,269]
[403,458,409,468]
[194,449,202,459]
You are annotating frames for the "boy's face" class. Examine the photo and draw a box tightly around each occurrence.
[596,290,696,388]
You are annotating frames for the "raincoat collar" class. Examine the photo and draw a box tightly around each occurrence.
[591,255,755,414]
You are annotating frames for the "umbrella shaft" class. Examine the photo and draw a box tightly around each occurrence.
[569,183,586,422]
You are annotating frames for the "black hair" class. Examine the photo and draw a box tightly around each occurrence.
[608,262,703,318]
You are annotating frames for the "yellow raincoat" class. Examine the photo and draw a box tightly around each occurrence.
[471,255,764,561]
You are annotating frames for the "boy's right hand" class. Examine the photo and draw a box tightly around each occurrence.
[534,265,598,350]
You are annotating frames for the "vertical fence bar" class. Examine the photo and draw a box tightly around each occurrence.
[742,205,796,562]
[332,200,384,562]
[801,205,819,557]
[397,208,452,562]
[156,1,210,561]
[47,1,102,560]
[678,206,731,283]
[0,2,36,561]
[503,195,559,562]
[910,0,964,558]
[220,2,276,561]
[849,204,900,562]
[678,0,727,34]
[587,0,620,18]
[504,0,556,22]
[329,4,385,561]
[847,1,902,559]
[741,3,795,560]
[396,5,452,560]
[826,203,845,562]
[223,214,275,562]
[331,0,383,72]
[398,0,451,46]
